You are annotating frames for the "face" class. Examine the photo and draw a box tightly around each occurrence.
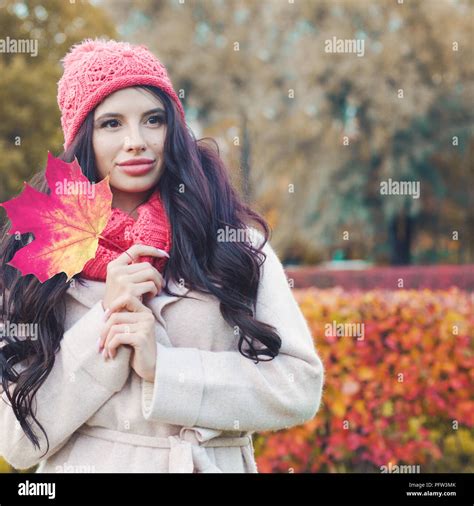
[92,87,167,211]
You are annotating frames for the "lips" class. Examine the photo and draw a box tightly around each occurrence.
[117,158,156,176]
[118,158,155,166]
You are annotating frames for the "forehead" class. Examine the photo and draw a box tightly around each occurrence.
[94,87,164,116]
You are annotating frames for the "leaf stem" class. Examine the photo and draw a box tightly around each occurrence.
[97,235,135,263]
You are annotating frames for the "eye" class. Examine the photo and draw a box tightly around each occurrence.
[147,114,165,126]
[100,119,120,129]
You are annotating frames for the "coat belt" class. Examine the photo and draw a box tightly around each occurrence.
[77,425,256,473]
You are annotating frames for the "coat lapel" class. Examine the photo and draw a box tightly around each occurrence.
[146,278,191,328]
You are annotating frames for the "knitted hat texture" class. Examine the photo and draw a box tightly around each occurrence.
[57,38,185,150]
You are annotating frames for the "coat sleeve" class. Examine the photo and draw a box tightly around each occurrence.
[0,301,131,470]
[142,230,325,432]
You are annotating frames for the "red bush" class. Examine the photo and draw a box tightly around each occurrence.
[254,287,474,473]
[286,264,474,291]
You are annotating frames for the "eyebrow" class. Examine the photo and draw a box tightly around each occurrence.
[95,107,166,123]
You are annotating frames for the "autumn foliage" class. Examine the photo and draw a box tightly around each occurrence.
[254,287,474,473]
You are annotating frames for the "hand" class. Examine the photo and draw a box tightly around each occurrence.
[99,294,157,382]
[102,244,168,310]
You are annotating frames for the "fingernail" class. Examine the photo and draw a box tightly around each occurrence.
[102,348,107,360]
[103,309,111,321]
[155,248,169,258]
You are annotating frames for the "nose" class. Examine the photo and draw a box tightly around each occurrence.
[123,130,146,152]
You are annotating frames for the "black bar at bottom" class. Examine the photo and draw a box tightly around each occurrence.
[0,472,471,506]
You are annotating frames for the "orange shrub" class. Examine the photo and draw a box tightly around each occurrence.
[254,288,474,473]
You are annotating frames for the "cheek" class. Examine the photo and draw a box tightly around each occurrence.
[146,129,166,151]
[92,132,118,177]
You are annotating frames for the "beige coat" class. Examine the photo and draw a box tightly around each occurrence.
[0,230,325,473]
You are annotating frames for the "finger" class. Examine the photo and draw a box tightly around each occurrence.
[143,290,157,303]
[126,267,163,292]
[100,312,149,349]
[103,323,136,350]
[132,281,159,299]
[120,262,154,274]
[107,293,150,314]
[115,244,170,266]
[106,332,137,360]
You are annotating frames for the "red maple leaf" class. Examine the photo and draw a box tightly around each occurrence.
[0,152,113,283]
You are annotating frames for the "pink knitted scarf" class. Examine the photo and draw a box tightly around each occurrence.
[81,192,172,281]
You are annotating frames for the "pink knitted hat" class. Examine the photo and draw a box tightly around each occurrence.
[57,38,185,150]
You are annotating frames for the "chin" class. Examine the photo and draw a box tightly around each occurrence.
[112,175,160,193]
[119,184,156,194]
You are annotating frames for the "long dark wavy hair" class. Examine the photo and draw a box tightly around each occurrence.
[0,85,282,456]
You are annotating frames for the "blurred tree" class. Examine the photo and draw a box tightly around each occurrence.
[101,0,473,264]
[1,0,471,264]
[0,0,117,206]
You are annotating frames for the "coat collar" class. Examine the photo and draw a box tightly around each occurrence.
[67,277,190,328]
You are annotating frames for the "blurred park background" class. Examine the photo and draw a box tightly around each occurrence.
[0,0,473,473]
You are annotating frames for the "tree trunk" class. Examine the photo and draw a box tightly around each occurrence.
[388,209,413,265]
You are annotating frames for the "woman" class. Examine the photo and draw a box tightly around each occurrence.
[0,39,324,473]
